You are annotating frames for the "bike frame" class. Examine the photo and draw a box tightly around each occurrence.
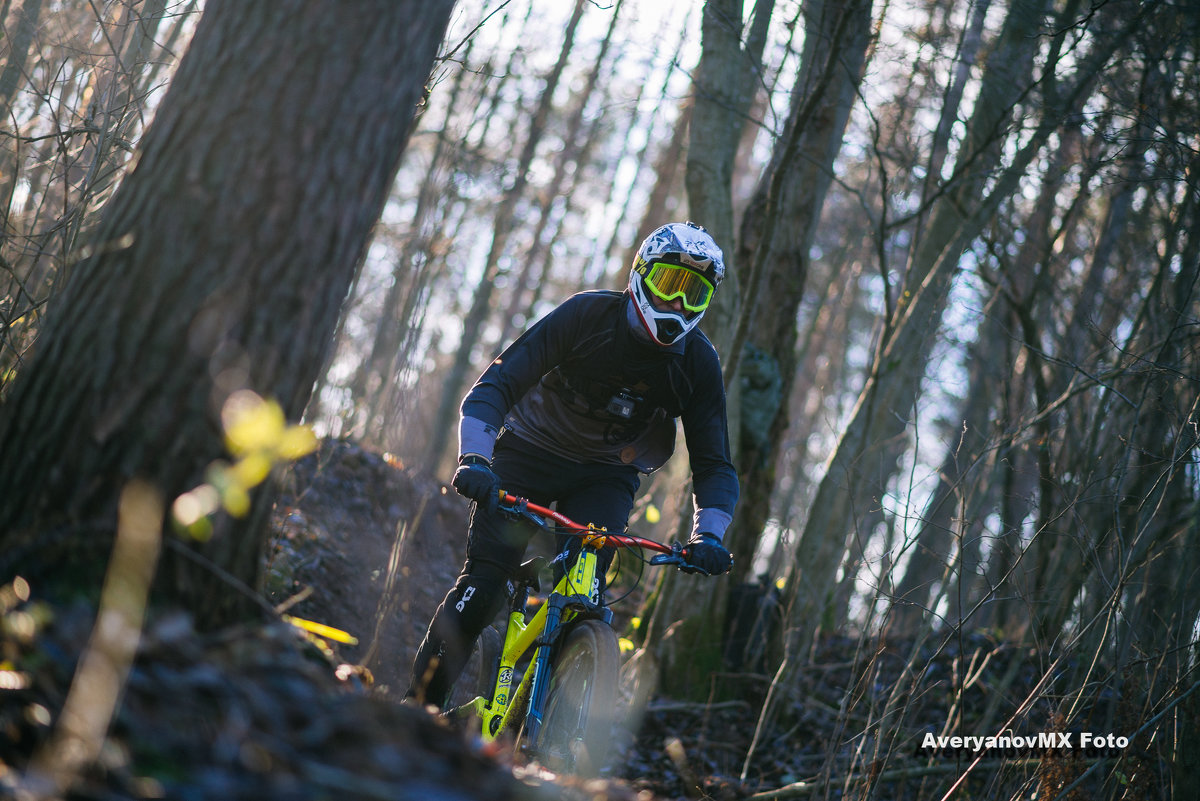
[460,492,679,750]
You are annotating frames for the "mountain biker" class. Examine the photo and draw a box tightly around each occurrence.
[407,221,739,709]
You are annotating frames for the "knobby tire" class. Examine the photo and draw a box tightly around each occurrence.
[536,618,620,775]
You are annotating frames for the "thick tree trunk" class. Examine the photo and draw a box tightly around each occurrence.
[638,0,775,694]
[727,0,873,591]
[0,0,454,627]
[686,0,775,351]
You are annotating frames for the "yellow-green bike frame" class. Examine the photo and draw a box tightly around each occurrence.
[455,493,685,758]
[470,537,608,745]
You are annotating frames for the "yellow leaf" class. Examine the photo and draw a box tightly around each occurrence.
[618,637,635,653]
[221,483,251,518]
[276,425,318,460]
[645,504,660,524]
[229,453,272,489]
[223,391,285,455]
[283,615,359,645]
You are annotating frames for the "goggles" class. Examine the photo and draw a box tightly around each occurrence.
[641,261,715,313]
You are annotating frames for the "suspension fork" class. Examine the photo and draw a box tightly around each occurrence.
[521,592,569,748]
[522,546,614,751]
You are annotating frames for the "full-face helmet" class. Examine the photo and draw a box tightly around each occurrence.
[628,221,725,346]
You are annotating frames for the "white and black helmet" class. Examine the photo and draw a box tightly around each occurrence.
[628,221,725,346]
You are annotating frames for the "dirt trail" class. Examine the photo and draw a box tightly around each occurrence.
[270,438,468,694]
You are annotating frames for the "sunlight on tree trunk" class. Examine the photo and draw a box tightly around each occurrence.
[638,0,776,695]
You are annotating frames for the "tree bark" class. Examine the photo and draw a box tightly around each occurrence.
[427,0,587,472]
[0,0,43,118]
[782,0,1129,652]
[686,0,775,353]
[638,0,775,694]
[0,0,454,627]
[727,0,874,589]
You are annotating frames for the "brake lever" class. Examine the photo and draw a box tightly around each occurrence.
[497,492,539,524]
[649,542,712,575]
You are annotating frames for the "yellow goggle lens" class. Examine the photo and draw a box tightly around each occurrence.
[643,263,714,312]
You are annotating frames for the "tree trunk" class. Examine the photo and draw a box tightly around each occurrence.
[62,0,172,255]
[0,0,44,213]
[686,0,775,354]
[0,0,454,628]
[780,0,1141,652]
[620,98,692,282]
[886,292,1005,635]
[349,34,478,441]
[727,0,874,591]
[638,0,775,695]
[427,0,587,472]
[592,12,692,289]
[496,0,624,348]
[892,119,1079,636]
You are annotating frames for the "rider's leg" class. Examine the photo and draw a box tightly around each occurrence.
[407,436,554,708]
[407,554,510,708]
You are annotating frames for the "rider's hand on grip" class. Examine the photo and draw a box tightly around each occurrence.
[683,532,732,575]
[452,454,500,513]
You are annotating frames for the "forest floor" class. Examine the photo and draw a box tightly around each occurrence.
[1,439,1118,800]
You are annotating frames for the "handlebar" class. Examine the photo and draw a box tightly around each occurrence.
[497,491,711,575]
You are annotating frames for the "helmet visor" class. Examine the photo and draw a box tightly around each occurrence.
[643,262,714,313]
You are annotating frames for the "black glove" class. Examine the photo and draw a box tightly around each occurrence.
[451,454,500,512]
[684,532,733,575]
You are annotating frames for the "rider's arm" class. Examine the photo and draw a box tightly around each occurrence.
[679,334,740,541]
[458,293,603,458]
[458,415,500,463]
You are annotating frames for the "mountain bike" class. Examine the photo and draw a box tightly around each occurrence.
[449,490,705,775]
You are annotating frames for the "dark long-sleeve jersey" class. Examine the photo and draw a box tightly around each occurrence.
[461,290,739,523]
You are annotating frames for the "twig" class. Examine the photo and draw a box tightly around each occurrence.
[647,699,752,713]
[749,757,1063,800]
[1048,676,1200,801]
[363,491,432,669]
[439,0,513,63]
[665,737,704,799]
[21,483,163,800]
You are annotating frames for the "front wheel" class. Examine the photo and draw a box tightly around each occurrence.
[537,619,621,775]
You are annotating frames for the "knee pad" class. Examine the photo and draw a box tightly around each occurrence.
[443,567,507,638]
